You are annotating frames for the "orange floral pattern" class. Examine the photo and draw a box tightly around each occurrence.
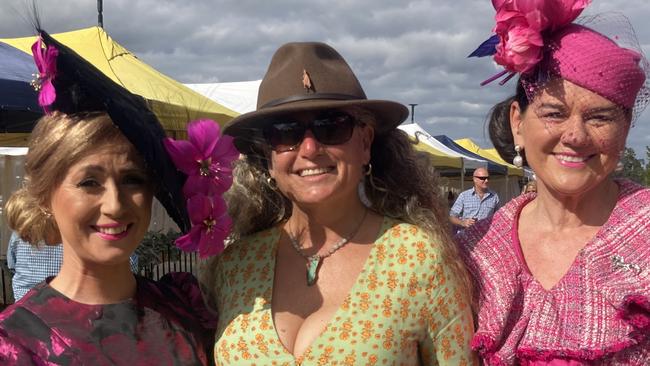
[211,217,477,365]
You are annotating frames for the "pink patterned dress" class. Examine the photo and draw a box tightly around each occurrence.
[0,273,217,365]
[457,179,650,365]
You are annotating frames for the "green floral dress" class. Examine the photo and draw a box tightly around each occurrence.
[211,217,476,365]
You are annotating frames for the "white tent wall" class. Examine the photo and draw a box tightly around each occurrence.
[484,176,520,204]
[0,149,178,258]
[185,80,261,115]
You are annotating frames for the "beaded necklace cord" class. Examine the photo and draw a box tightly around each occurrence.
[288,209,368,286]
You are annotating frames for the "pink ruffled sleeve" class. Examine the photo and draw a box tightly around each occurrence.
[617,294,650,341]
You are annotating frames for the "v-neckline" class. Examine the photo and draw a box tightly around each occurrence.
[266,215,389,360]
[511,188,621,292]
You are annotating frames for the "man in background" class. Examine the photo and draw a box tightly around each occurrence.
[449,167,500,231]
[7,232,63,301]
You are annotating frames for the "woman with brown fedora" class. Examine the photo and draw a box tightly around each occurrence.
[201,42,476,364]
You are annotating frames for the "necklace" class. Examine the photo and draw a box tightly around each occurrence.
[288,209,368,286]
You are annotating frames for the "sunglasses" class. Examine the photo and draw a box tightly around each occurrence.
[263,112,359,152]
[474,176,489,181]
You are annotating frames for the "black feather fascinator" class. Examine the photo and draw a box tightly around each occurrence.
[35,29,190,232]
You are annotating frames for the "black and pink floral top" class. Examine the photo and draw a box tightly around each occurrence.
[0,272,216,365]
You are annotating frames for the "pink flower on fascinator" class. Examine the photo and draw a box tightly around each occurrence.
[175,194,232,258]
[165,119,237,257]
[163,119,239,197]
[494,20,544,73]
[490,0,591,73]
[30,37,58,112]
[544,0,592,31]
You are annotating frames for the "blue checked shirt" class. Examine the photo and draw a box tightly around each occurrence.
[7,232,140,301]
[450,187,500,222]
[7,232,63,301]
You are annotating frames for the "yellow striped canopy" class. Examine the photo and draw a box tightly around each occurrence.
[454,138,523,176]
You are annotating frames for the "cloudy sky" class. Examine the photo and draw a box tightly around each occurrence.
[2,0,650,158]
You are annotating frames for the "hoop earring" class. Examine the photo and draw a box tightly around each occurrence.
[364,164,387,193]
[513,145,523,168]
[364,163,372,176]
[266,176,278,190]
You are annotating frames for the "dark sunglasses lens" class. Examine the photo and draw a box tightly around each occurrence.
[312,113,355,145]
[264,122,304,150]
[474,176,489,181]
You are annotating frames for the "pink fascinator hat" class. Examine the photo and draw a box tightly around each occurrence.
[470,1,650,117]
[546,23,645,109]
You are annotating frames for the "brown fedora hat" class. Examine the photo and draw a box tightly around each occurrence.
[223,42,409,153]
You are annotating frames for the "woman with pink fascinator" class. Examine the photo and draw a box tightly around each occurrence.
[458,0,650,364]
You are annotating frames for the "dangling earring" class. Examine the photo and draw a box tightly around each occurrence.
[266,176,278,190]
[513,145,523,168]
[40,207,52,219]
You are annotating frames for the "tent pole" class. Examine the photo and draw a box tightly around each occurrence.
[408,104,418,123]
[460,159,465,191]
[97,0,104,28]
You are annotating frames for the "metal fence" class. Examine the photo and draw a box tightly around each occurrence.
[140,246,198,281]
[0,265,12,308]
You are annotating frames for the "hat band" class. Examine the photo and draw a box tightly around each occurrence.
[260,93,364,109]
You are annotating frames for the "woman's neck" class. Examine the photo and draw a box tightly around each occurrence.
[286,199,368,250]
[526,179,619,230]
[49,254,136,305]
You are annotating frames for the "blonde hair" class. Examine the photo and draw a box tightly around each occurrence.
[523,180,537,194]
[5,112,126,245]
[208,107,471,295]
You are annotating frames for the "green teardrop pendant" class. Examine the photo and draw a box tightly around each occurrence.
[306,257,320,286]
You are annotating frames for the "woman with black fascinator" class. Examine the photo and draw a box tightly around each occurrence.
[0,28,236,365]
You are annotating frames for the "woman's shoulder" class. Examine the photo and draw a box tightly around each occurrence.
[0,282,66,325]
[379,217,435,244]
[0,288,40,324]
[378,217,451,261]
[599,179,650,257]
[0,328,37,365]
[219,225,281,263]
[454,196,527,302]
[615,179,650,217]
[0,286,62,363]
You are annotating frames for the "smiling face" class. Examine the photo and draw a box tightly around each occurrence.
[49,137,153,268]
[267,110,374,208]
[510,78,631,196]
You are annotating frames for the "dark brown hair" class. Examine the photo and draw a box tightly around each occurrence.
[488,80,529,166]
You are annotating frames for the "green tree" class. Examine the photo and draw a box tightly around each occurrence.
[615,147,645,184]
